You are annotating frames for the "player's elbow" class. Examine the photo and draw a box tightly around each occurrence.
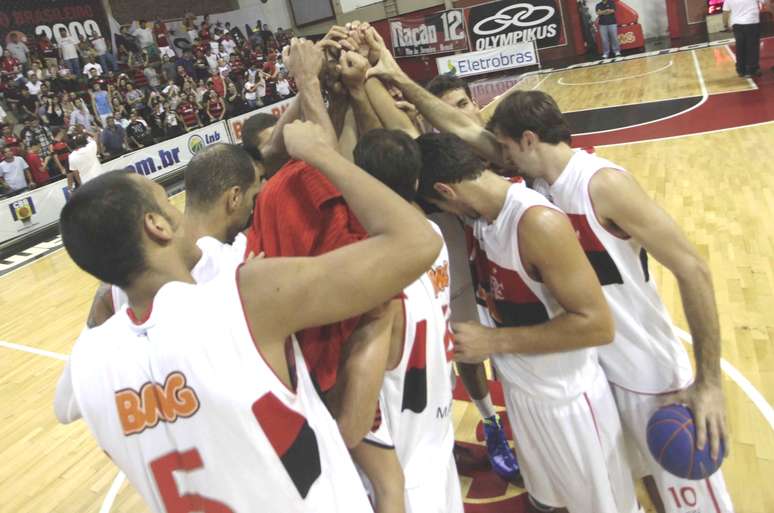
[583,304,615,347]
[336,411,370,449]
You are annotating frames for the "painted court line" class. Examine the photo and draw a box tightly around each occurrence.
[99,471,126,513]
[0,340,68,361]
[558,59,674,86]
[674,327,774,432]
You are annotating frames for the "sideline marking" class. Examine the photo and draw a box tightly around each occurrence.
[558,59,673,86]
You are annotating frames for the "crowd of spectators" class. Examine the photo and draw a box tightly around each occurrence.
[0,15,296,198]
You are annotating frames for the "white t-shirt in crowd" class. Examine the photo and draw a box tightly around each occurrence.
[91,36,108,55]
[83,62,104,76]
[26,80,42,96]
[723,0,763,25]
[133,27,154,48]
[0,156,29,191]
[60,37,79,60]
[69,139,103,183]
[277,79,290,96]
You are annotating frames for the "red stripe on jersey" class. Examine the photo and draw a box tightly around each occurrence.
[252,392,305,457]
[566,213,606,252]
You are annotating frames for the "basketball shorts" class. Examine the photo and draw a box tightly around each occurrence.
[503,365,639,513]
[611,384,735,513]
[357,452,463,513]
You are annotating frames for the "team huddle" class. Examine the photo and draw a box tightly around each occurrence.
[54,22,735,513]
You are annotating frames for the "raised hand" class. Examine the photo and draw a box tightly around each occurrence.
[283,120,329,160]
[364,29,403,82]
[339,51,370,92]
[285,37,324,83]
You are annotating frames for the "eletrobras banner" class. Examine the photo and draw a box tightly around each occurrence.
[0,100,298,245]
[0,0,110,48]
[465,0,566,52]
[389,8,469,58]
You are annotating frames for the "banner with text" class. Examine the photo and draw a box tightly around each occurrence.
[436,42,537,78]
[0,0,110,49]
[465,0,566,52]
[389,8,469,58]
[227,97,295,144]
[0,121,231,245]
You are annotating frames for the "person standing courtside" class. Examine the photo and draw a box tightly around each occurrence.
[596,0,621,59]
[723,0,764,77]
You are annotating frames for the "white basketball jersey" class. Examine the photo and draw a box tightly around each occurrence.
[111,234,247,311]
[466,184,599,401]
[71,265,371,513]
[533,150,692,393]
[366,222,456,489]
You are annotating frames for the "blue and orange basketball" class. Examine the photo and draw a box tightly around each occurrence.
[647,404,725,480]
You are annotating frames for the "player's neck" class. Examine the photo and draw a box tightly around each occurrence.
[183,210,228,245]
[473,171,512,223]
[124,257,196,321]
[540,143,575,185]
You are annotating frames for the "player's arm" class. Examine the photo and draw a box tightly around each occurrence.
[86,282,115,328]
[284,38,338,149]
[589,168,727,458]
[54,360,82,423]
[453,207,613,360]
[240,120,442,340]
[327,300,400,448]
[365,77,420,139]
[366,36,503,165]
[351,442,406,513]
[340,51,382,136]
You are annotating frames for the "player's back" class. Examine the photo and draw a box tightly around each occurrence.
[467,183,599,401]
[70,266,371,512]
[533,150,692,393]
[369,221,455,489]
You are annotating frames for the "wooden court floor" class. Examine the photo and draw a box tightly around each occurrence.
[1,46,772,512]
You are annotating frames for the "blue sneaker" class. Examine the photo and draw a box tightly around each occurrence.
[483,414,521,483]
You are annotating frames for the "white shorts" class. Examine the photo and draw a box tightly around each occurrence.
[358,451,463,513]
[504,365,639,513]
[159,45,176,58]
[611,384,735,513]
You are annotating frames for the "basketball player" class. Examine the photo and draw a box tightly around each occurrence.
[57,118,442,512]
[487,90,734,513]
[55,143,263,422]
[340,128,462,513]
[416,132,639,513]
[361,28,519,482]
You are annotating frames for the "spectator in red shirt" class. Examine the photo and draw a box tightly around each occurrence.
[25,145,52,187]
[209,70,225,97]
[1,50,22,82]
[3,126,23,155]
[176,96,202,131]
[37,35,59,69]
[154,20,175,59]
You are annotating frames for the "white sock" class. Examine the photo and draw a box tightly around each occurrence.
[473,393,497,419]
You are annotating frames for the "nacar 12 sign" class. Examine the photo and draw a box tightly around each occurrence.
[389,8,469,58]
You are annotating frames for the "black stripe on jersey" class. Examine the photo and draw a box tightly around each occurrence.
[586,251,624,285]
[281,421,321,498]
[493,300,550,327]
[639,248,650,282]
[402,367,428,413]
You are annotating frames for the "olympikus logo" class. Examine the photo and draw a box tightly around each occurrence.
[473,4,555,36]
[115,371,200,436]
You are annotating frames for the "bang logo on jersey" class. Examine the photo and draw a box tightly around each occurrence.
[115,371,200,436]
[427,260,450,298]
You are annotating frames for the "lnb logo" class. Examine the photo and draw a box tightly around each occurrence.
[188,135,205,155]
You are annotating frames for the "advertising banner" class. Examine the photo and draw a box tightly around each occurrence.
[0,121,231,245]
[436,42,537,78]
[388,8,468,58]
[227,97,295,144]
[102,121,230,176]
[0,0,110,48]
[465,0,566,52]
